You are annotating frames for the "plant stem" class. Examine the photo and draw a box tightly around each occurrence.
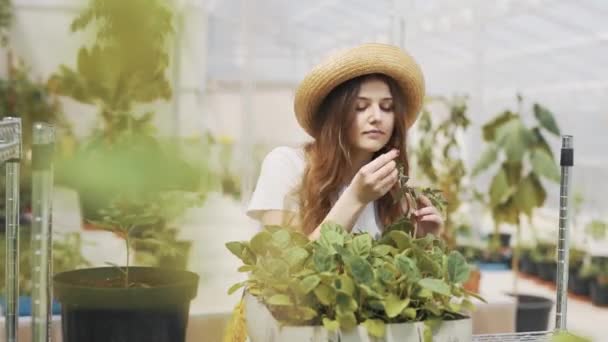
[125,227,131,288]
[513,222,521,296]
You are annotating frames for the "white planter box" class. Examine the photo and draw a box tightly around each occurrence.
[244,293,472,342]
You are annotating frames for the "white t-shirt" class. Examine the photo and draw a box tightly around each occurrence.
[246,146,383,238]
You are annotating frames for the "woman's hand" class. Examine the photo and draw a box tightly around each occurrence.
[414,195,444,237]
[346,149,400,205]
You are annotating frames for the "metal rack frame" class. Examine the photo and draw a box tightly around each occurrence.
[472,135,574,342]
[1,117,23,342]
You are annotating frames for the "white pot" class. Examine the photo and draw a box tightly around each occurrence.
[244,293,472,342]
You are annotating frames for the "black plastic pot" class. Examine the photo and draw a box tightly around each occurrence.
[590,281,608,306]
[568,272,591,296]
[537,261,557,282]
[520,256,537,276]
[509,294,554,332]
[488,233,511,248]
[54,267,199,342]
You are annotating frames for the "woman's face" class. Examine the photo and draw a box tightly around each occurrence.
[348,78,395,155]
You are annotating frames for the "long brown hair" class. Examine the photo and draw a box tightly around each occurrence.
[297,73,410,235]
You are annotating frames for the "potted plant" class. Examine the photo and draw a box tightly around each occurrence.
[52,194,200,342]
[535,242,557,282]
[414,95,471,249]
[472,96,561,332]
[226,223,480,342]
[590,260,608,306]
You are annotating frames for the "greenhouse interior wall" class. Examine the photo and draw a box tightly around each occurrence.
[0,0,607,341]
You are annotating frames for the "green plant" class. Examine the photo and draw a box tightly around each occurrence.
[391,164,447,238]
[415,96,471,248]
[472,96,561,291]
[91,190,204,287]
[49,0,174,140]
[226,223,481,340]
[585,220,608,240]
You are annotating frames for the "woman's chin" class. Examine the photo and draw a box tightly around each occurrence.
[357,142,388,154]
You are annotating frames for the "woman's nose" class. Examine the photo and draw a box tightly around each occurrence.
[367,104,382,122]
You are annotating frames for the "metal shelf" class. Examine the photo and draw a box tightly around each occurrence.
[473,331,553,342]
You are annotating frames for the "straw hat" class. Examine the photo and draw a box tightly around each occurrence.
[294,43,425,138]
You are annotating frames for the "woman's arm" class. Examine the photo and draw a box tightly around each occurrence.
[307,188,366,240]
[308,149,400,240]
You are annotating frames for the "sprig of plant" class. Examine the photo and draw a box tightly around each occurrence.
[226,223,483,340]
[391,164,447,237]
[91,194,184,288]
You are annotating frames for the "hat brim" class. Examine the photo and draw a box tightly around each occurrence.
[294,43,425,138]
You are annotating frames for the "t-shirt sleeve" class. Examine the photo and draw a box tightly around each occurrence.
[246,147,303,221]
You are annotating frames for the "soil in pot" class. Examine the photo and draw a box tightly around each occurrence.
[590,280,608,307]
[54,267,199,342]
[508,294,554,332]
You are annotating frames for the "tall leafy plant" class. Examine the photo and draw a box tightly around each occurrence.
[472,96,561,291]
[415,96,471,248]
[49,0,174,140]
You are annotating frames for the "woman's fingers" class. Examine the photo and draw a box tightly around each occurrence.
[360,149,399,174]
[377,168,399,193]
[414,206,439,217]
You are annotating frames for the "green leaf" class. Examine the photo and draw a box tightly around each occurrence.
[335,275,355,296]
[482,110,517,141]
[298,275,321,295]
[387,230,412,250]
[363,319,385,338]
[395,255,421,282]
[225,241,246,260]
[495,119,532,162]
[530,148,560,182]
[372,245,393,257]
[313,246,336,272]
[347,256,374,285]
[314,284,335,305]
[447,251,470,284]
[533,103,560,136]
[237,265,255,272]
[384,293,410,318]
[337,311,357,331]
[489,167,510,206]
[295,306,318,321]
[322,317,340,332]
[267,294,293,306]
[464,289,487,303]
[418,278,451,296]
[284,247,309,268]
[472,144,498,176]
[351,234,373,257]
[403,308,417,320]
[227,281,246,295]
[271,229,291,250]
[514,173,547,217]
[319,223,345,254]
[462,299,476,312]
[249,231,272,255]
[417,288,433,298]
[336,293,358,314]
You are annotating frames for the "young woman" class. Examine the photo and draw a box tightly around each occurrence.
[246,43,443,240]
